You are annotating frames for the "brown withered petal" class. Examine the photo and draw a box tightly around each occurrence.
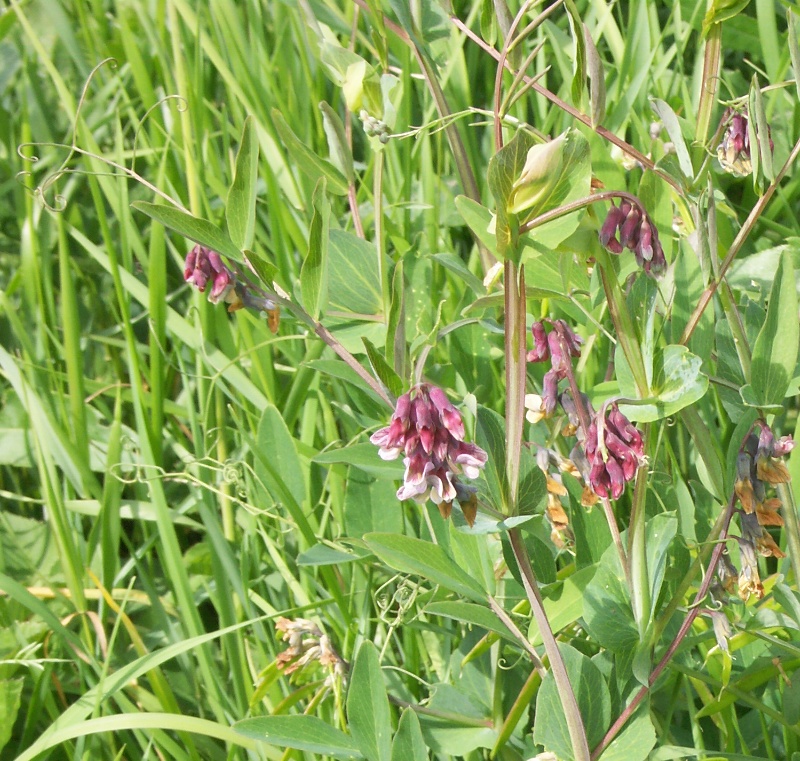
[581,484,600,507]
[755,498,784,527]
[546,475,569,496]
[459,492,478,528]
[756,458,791,485]
[546,493,569,530]
[755,530,786,559]
[735,478,755,513]
[437,501,453,521]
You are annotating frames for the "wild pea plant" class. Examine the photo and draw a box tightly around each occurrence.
[4,0,800,759]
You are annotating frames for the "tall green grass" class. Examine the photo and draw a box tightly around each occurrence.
[1,0,799,759]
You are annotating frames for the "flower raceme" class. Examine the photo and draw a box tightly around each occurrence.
[371,384,487,514]
[584,404,646,500]
[599,199,666,277]
[525,319,583,423]
[184,244,243,310]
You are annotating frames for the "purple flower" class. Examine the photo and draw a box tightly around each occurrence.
[599,200,666,277]
[717,111,774,177]
[184,244,244,310]
[371,384,487,510]
[584,403,645,500]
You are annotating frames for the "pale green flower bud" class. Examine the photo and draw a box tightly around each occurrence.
[508,132,567,216]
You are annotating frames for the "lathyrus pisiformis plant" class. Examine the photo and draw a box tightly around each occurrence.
[31,1,800,759]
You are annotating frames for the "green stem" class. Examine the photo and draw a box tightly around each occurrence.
[777,483,800,584]
[693,23,722,171]
[374,150,390,320]
[509,529,590,761]
[595,249,649,397]
[504,261,527,513]
[628,430,651,639]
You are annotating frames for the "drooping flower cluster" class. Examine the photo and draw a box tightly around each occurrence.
[707,423,795,603]
[371,384,487,520]
[184,244,243,310]
[274,617,346,687]
[599,199,666,277]
[525,318,646,504]
[524,320,583,423]
[183,244,280,329]
[717,110,773,178]
[584,403,646,500]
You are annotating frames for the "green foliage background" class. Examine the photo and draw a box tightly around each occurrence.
[1,0,800,759]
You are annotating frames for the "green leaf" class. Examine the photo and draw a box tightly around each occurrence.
[452,512,533,535]
[391,709,427,761]
[751,250,799,406]
[464,286,571,314]
[650,99,693,180]
[646,513,678,620]
[255,404,306,510]
[132,202,242,261]
[534,643,611,758]
[271,108,348,196]
[344,469,405,537]
[386,259,405,375]
[584,24,606,126]
[297,543,367,566]
[363,533,487,602]
[517,129,592,251]
[454,196,499,257]
[426,601,517,641]
[488,130,534,260]
[329,230,384,315]
[750,75,773,182]
[599,702,656,761]
[319,101,354,182]
[362,337,403,399]
[564,0,587,106]
[226,115,259,251]
[0,679,24,754]
[475,406,507,512]
[432,253,485,295]
[314,443,404,479]
[234,716,362,758]
[348,642,392,761]
[789,11,800,102]
[528,564,597,645]
[244,249,278,290]
[518,443,547,515]
[583,544,639,653]
[702,0,751,36]
[619,346,709,423]
[301,178,330,319]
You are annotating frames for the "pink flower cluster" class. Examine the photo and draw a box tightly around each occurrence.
[184,244,243,309]
[525,320,582,420]
[371,384,487,505]
[599,200,665,277]
[584,403,646,500]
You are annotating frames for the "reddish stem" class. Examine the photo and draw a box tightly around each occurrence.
[590,493,737,759]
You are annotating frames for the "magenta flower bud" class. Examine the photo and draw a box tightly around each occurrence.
[773,436,795,457]
[599,205,625,252]
[184,247,198,280]
[542,369,560,416]
[619,206,642,249]
[527,322,551,363]
[429,386,465,440]
[546,330,567,373]
[553,320,583,358]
